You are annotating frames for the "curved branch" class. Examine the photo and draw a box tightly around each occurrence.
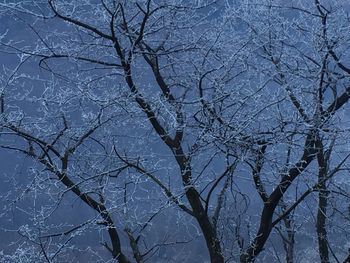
[48,0,113,41]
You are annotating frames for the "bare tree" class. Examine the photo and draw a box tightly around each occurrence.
[1,1,350,262]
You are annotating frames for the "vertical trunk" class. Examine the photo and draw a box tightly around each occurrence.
[316,138,329,263]
[316,185,329,263]
[283,214,295,263]
[316,165,329,262]
[175,147,224,263]
[186,187,224,263]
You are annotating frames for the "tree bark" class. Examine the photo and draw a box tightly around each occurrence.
[316,139,329,263]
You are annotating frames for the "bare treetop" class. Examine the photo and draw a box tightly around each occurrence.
[1,1,350,262]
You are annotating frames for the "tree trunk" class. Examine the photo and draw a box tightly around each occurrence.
[186,187,224,263]
[316,186,329,263]
[316,139,329,263]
